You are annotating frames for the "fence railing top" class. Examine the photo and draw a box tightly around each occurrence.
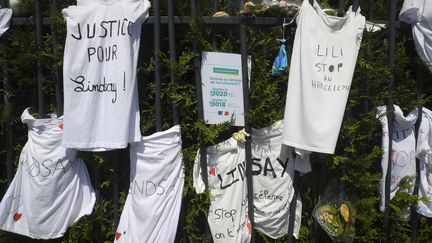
[10,16,410,28]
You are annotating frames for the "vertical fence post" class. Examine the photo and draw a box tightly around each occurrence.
[35,0,44,116]
[212,0,218,49]
[49,0,63,115]
[337,0,345,17]
[410,65,424,242]
[367,0,375,20]
[288,171,300,243]
[1,0,12,184]
[213,0,218,12]
[154,0,162,131]
[239,1,255,241]
[190,2,211,241]
[227,0,233,16]
[384,0,396,242]
[353,0,359,12]
[3,63,12,185]
[167,0,179,125]
[112,152,119,228]
[191,0,208,190]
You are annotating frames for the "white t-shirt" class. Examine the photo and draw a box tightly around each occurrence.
[250,121,303,239]
[377,105,417,212]
[377,105,432,217]
[194,121,306,241]
[282,0,365,154]
[194,137,251,243]
[0,108,96,239]
[61,0,150,151]
[115,125,184,243]
[399,0,432,73]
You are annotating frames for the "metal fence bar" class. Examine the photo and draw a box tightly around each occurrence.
[0,0,12,183]
[11,16,412,27]
[154,0,162,131]
[353,0,359,12]
[337,0,345,17]
[384,0,396,242]
[213,0,218,12]
[368,0,375,20]
[239,3,255,242]
[227,0,233,16]
[112,153,120,228]
[191,3,210,240]
[0,0,8,8]
[288,171,300,243]
[3,63,12,185]
[35,0,44,116]
[411,64,425,242]
[50,0,63,115]
[212,0,218,49]
[411,107,422,242]
[93,158,101,239]
[190,0,209,191]
[167,0,179,125]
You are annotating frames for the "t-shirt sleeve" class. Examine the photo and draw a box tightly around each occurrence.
[399,0,420,24]
[62,6,80,25]
[128,0,151,24]
[417,110,432,162]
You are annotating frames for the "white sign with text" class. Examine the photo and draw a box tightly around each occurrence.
[201,52,250,127]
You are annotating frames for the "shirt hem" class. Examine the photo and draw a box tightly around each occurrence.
[281,140,335,154]
[0,225,65,239]
[62,140,139,151]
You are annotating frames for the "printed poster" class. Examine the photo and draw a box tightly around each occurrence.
[201,52,251,127]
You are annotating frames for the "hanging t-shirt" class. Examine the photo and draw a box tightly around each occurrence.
[115,125,184,243]
[377,105,417,212]
[61,0,150,151]
[415,107,432,217]
[194,121,306,241]
[250,121,303,239]
[399,0,432,73]
[0,108,96,239]
[0,8,11,37]
[281,0,365,154]
[194,137,251,243]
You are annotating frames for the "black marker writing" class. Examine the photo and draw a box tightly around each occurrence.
[71,19,133,40]
[87,45,118,63]
[70,74,125,103]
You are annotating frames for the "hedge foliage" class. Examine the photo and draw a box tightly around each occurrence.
[1,0,432,242]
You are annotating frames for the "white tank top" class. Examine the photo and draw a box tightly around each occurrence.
[282,0,365,154]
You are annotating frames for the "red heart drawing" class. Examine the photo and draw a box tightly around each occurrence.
[58,124,64,129]
[13,213,22,221]
[115,232,121,240]
[209,168,216,176]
